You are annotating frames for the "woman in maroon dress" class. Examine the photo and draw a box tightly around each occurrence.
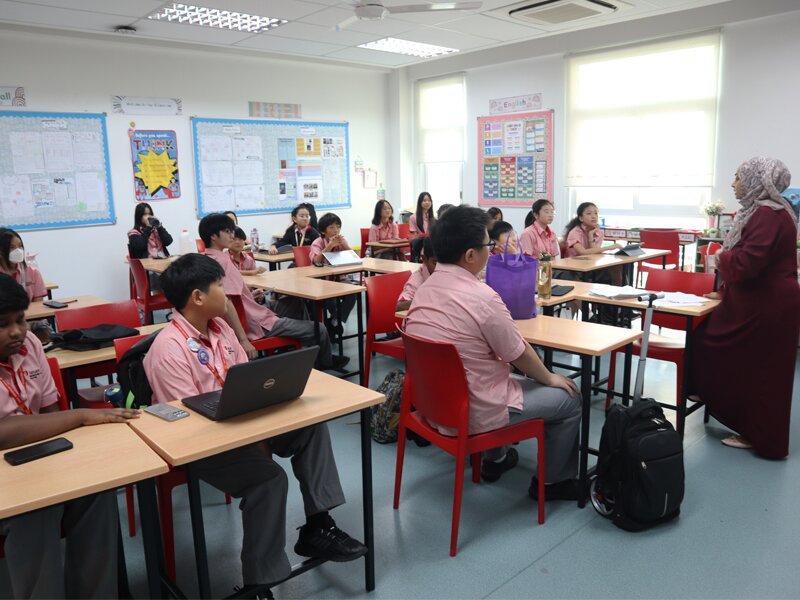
[692,157,800,458]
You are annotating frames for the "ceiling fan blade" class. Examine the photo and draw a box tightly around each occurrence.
[386,2,482,14]
[332,15,360,31]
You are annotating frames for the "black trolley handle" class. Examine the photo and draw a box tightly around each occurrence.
[632,292,665,402]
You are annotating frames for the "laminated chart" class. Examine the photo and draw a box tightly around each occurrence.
[192,118,349,216]
[477,110,553,207]
[0,111,114,231]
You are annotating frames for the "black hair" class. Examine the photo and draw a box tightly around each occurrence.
[317,212,342,234]
[133,202,154,231]
[0,272,30,314]
[223,210,238,225]
[421,235,435,260]
[487,207,503,221]
[299,203,318,230]
[564,202,597,238]
[198,213,236,246]
[233,227,247,241]
[160,253,225,311]
[436,203,454,219]
[532,199,553,219]
[415,192,435,234]
[0,228,22,270]
[371,200,394,227]
[431,205,490,264]
[524,210,534,228]
[489,220,515,241]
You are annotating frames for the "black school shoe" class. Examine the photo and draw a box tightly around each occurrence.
[528,476,581,501]
[327,355,350,372]
[228,584,274,599]
[480,448,519,483]
[294,515,368,562]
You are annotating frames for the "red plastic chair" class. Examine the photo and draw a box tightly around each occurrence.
[292,245,312,267]
[699,241,722,272]
[128,258,173,325]
[364,272,412,388]
[394,331,546,556]
[359,228,370,259]
[396,223,412,260]
[638,230,680,284]
[606,269,716,430]
[228,295,302,356]
[196,239,206,252]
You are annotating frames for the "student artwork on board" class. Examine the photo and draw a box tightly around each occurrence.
[129,129,180,201]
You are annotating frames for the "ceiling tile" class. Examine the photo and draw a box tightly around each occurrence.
[180,0,328,21]
[325,45,421,67]
[235,32,346,56]
[271,21,380,45]
[131,18,256,44]
[296,6,356,28]
[345,16,419,37]
[0,0,136,31]
[11,0,163,18]
[438,13,544,40]
[398,25,496,50]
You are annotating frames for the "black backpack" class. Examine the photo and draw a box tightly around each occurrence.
[591,400,684,531]
[50,324,139,351]
[114,330,161,409]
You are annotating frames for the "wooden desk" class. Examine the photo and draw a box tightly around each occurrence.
[365,240,410,249]
[552,248,670,273]
[48,323,167,370]
[44,280,58,300]
[128,370,384,597]
[139,256,178,274]
[0,424,169,598]
[25,295,109,321]
[241,258,420,289]
[253,251,294,271]
[515,316,642,507]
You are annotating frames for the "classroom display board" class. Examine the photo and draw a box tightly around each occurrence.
[0,111,114,231]
[191,117,350,217]
[477,110,553,207]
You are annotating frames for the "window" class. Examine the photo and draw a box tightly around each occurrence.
[415,74,465,205]
[566,33,720,228]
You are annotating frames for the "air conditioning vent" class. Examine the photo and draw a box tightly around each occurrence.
[502,0,617,26]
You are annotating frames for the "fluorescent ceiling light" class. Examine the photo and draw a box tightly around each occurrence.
[359,37,458,58]
[147,3,287,33]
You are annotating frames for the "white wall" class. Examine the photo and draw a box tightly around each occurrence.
[0,29,389,302]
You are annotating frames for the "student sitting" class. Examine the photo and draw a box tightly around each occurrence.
[396,236,437,312]
[269,204,320,254]
[487,206,504,222]
[127,202,173,259]
[368,200,403,259]
[143,254,366,593]
[564,202,623,286]
[0,274,140,599]
[0,228,46,301]
[199,214,347,370]
[405,206,581,499]
[230,228,266,276]
[489,220,520,255]
[520,200,561,258]
[409,192,435,262]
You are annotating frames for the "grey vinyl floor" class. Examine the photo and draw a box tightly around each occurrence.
[2,317,799,599]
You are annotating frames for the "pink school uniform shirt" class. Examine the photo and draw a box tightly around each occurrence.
[397,265,431,304]
[405,263,528,435]
[308,235,351,264]
[204,247,278,338]
[144,312,247,404]
[520,223,561,258]
[230,251,256,272]
[0,332,58,418]
[368,222,399,242]
[565,225,604,258]
[409,213,430,235]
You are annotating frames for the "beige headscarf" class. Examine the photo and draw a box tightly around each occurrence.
[723,157,794,250]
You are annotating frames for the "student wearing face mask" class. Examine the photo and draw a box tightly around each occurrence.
[0,228,47,302]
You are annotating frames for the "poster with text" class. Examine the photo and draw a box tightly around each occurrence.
[130,129,180,202]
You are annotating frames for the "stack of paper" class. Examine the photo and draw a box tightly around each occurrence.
[653,292,709,307]
[588,285,647,299]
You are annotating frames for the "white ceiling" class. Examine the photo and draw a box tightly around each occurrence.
[0,0,763,69]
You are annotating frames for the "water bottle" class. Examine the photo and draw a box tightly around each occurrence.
[104,384,124,408]
[538,253,552,300]
[179,229,193,255]
[250,227,260,250]
[377,184,385,202]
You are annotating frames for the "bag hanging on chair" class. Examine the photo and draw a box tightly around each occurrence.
[485,237,538,319]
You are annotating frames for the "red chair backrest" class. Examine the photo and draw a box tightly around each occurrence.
[639,230,680,267]
[55,300,141,331]
[365,271,412,334]
[397,223,410,240]
[196,239,206,252]
[46,357,69,411]
[401,331,470,431]
[228,295,248,331]
[360,228,370,258]
[558,239,568,259]
[114,333,150,362]
[129,259,152,301]
[293,246,312,267]
[643,269,716,330]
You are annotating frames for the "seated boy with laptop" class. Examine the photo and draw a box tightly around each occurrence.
[143,254,366,592]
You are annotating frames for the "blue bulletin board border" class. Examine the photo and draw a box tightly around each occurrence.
[191,117,350,217]
[0,111,115,231]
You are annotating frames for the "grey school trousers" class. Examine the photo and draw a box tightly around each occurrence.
[190,422,345,585]
[484,375,581,484]
[0,491,118,599]
[264,318,334,368]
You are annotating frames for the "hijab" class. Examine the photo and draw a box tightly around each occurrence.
[723,156,794,250]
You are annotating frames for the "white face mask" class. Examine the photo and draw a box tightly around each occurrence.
[8,248,25,264]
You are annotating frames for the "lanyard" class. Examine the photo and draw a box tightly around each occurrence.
[171,321,228,387]
[0,363,31,416]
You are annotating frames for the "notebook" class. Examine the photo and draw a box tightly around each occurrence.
[322,249,362,267]
[181,346,319,421]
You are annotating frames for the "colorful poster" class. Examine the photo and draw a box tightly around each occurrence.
[130,130,180,202]
[483,158,499,199]
[516,155,534,199]
[499,157,516,199]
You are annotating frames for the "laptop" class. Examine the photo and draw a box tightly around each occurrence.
[181,346,319,421]
[322,249,362,267]
[616,243,645,256]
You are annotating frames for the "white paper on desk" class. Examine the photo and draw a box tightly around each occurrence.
[653,292,709,307]
[589,285,647,299]
[323,249,362,267]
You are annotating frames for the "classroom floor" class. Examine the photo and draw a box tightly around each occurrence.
[3,316,799,599]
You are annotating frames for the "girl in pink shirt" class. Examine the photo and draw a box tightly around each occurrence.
[368,200,402,259]
[409,192,435,236]
[308,213,357,332]
[564,202,623,286]
[0,229,47,301]
[520,200,561,259]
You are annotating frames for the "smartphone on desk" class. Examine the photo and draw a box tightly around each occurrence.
[42,300,68,309]
[144,404,190,422]
[4,437,73,466]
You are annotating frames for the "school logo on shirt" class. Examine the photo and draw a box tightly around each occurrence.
[224,345,236,356]
[25,368,40,381]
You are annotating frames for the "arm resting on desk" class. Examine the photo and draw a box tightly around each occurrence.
[0,409,140,450]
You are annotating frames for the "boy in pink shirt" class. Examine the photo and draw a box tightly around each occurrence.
[396,236,436,311]
[0,274,139,598]
[143,254,366,591]
[405,206,582,500]
[230,227,266,276]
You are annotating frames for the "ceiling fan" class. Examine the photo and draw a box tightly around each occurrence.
[335,1,482,30]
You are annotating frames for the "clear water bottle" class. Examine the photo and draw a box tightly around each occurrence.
[538,253,552,300]
[250,227,259,249]
[377,184,385,202]
[179,229,193,255]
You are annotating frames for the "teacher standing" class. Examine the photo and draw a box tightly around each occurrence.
[692,157,800,458]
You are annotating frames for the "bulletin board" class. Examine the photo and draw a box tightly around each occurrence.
[478,110,553,207]
[191,117,350,217]
[0,111,115,231]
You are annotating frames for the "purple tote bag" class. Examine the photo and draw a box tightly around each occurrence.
[485,243,538,319]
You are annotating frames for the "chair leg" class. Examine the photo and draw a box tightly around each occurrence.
[225,493,232,505]
[470,453,481,484]
[537,434,546,525]
[393,424,408,509]
[606,351,617,409]
[450,452,467,557]
[125,485,136,537]
[156,478,177,581]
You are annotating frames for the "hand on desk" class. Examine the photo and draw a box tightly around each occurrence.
[704,291,721,300]
[81,408,140,425]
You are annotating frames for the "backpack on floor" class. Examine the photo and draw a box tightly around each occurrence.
[115,330,161,409]
[370,369,404,444]
[591,400,684,531]
[50,324,139,352]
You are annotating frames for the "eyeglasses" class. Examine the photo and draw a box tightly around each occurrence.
[477,241,496,251]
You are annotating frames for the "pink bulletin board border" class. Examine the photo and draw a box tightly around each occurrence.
[478,110,553,207]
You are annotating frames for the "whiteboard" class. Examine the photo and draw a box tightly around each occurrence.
[0,111,115,231]
[191,117,350,217]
